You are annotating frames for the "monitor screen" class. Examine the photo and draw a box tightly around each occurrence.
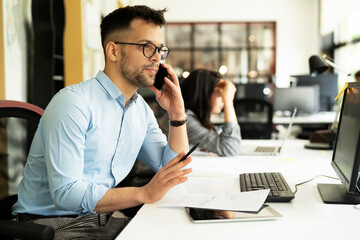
[318,81,360,204]
[293,73,338,111]
[273,86,320,115]
[236,83,271,101]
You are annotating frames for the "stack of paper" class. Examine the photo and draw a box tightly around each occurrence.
[153,189,269,213]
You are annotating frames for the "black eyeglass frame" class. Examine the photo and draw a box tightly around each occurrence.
[113,41,170,60]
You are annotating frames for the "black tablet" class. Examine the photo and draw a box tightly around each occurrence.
[185,205,282,223]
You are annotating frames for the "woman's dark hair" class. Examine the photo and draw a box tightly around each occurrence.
[100,5,167,49]
[355,70,360,81]
[181,69,221,130]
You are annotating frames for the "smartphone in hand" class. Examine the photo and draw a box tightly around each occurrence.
[154,64,168,90]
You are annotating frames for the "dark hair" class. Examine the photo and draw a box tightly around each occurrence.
[100,5,167,49]
[355,70,360,81]
[181,69,221,130]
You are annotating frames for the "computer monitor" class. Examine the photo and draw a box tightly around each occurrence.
[317,81,360,204]
[236,83,271,101]
[293,73,338,111]
[273,86,320,115]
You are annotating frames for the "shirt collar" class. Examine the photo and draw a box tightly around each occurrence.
[95,70,139,105]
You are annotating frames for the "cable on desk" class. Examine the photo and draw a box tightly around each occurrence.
[293,175,339,194]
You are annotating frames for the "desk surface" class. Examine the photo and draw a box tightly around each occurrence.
[118,140,360,240]
[273,111,337,125]
[211,111,337,125]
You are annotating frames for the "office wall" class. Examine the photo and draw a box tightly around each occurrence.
[320,0,360,87]
[320,0,360,35]
[0,0,117,101]
[130,0,320,87]
[2,0,360,98]
[82,0,117,82]
[1,0,31,101]
[64,0,117,86]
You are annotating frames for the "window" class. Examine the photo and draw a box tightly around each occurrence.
[333,10,360,87]
[165,22,276,83]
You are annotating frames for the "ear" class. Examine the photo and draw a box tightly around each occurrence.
[105,42,119,62]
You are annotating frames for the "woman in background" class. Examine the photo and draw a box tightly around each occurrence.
[158,69,241,156]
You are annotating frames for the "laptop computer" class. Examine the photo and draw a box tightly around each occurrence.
[238,107,297,155]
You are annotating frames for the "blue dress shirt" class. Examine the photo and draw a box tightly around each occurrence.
[13,71,177,216]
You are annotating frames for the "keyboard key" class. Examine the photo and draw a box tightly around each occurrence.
[255,146,276,153]
[239,172,295,202]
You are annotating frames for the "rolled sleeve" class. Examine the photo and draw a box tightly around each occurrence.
[222,122,242,136]
[162,144,178,165]
[53,180,109,215]
[80,184,110,214]
[187,110,241,156]
[52,181,88,213]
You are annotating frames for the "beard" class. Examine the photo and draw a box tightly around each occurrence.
[119,49,156,88]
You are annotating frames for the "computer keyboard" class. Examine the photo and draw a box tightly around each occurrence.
[239,172,295,202]
[254,146,277,153]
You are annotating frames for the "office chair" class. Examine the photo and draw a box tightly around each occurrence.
[0,100,55,240]
[234,98,274,139]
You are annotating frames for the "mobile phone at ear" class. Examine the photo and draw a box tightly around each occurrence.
[154,64,168,90]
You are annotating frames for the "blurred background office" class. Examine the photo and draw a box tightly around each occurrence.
[1,0,360,104]
[1,0,360,198]
[0,0,359,122]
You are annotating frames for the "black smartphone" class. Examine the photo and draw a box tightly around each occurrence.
[179,143,199,162]
[154,64,168,90]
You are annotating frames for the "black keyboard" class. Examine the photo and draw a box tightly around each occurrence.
[240,172,295,202]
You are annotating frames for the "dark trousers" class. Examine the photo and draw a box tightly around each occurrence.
[18,212,131,240]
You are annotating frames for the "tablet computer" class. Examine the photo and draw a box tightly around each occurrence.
[185,205,282,223]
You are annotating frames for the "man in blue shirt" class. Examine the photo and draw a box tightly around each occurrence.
[13,5,191,239]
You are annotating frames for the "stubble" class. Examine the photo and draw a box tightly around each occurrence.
[119,49,156,88]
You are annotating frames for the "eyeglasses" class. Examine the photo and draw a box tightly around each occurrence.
[114,42,170,60]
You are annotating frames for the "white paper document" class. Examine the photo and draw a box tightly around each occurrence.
[153,189,269,212]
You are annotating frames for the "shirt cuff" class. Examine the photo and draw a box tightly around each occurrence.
[160,144,178,168]
[222,122,240,134]
[80,183,109,214]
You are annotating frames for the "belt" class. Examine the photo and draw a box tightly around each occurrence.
[17,213,78,222]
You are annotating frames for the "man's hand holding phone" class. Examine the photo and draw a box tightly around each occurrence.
[149,63,185,121]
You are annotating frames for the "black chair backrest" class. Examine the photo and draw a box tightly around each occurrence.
[0,100,44,218]
[0,101,53,240]
[0,100,44,122]
[0,100,44,151]
[234,98,273,139]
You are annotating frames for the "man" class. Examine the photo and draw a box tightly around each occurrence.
[13,5,191,239]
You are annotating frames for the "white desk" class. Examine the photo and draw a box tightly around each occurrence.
[211,111,337,125]
[118,140,360,240]
[273,111,337,125]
